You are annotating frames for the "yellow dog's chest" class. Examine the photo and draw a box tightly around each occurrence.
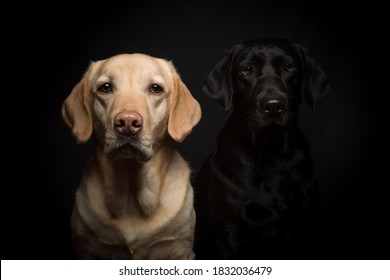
[77,180,188,249]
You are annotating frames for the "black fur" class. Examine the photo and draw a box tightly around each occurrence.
[194,37,329,259]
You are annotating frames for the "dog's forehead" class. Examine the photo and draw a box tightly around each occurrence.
[92,54,173,86]
[234,39,299,62]
[239,44,295,59]
[100,53,170,75]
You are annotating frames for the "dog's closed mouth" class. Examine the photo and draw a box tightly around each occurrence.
[265,117,289,127]
[105,136,152,161]
[242,109,290,128]
[247,114,290,129]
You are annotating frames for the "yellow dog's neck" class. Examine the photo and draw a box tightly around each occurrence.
[94,141,176,218]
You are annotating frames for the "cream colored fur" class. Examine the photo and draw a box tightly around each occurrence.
[62,53,201,259]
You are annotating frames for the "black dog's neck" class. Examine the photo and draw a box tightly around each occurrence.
[250,124,290,155]
[224,113,305,158]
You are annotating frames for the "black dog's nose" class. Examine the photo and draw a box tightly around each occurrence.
[262,99,285,115]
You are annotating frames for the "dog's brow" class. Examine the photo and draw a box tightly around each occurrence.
[273,54,295,64]
[151,73,164,81]
[150,76,167,88]
[238,52,266,65]
[95,75,113,88]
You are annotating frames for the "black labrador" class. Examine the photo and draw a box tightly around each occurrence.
[193,37,330,259]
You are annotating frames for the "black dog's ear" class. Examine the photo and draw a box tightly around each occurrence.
[299,46,330,111]
[203,49,234,112]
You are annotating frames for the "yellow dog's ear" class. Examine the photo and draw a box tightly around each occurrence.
[61,62,97,144]
[168,63,201,142]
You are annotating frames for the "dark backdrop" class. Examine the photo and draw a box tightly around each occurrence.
[3,1,388,260]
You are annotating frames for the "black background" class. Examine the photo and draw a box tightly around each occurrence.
[3,1,388,260]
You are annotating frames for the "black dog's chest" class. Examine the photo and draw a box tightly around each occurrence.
[241,158,300,221]
[209,144,313,259]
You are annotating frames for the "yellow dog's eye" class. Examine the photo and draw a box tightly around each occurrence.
[150,84,163,94]
[98,83,112,93]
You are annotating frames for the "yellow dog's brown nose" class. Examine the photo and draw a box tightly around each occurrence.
[114,111,143,136]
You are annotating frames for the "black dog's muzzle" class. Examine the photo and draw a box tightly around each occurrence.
[256,80,289,117]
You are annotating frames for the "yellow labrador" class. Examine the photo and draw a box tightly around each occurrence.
[62,53,201,259]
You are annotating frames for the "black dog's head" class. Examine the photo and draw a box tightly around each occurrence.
[203,37,330,128]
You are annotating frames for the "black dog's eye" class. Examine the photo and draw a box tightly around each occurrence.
[150,84,163,94]
[242,65,253,75]
[284,62,296,72]
[98,82,113,93]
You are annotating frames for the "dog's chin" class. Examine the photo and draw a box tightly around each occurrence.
[251,114,290,129]
[105,142,153,162]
